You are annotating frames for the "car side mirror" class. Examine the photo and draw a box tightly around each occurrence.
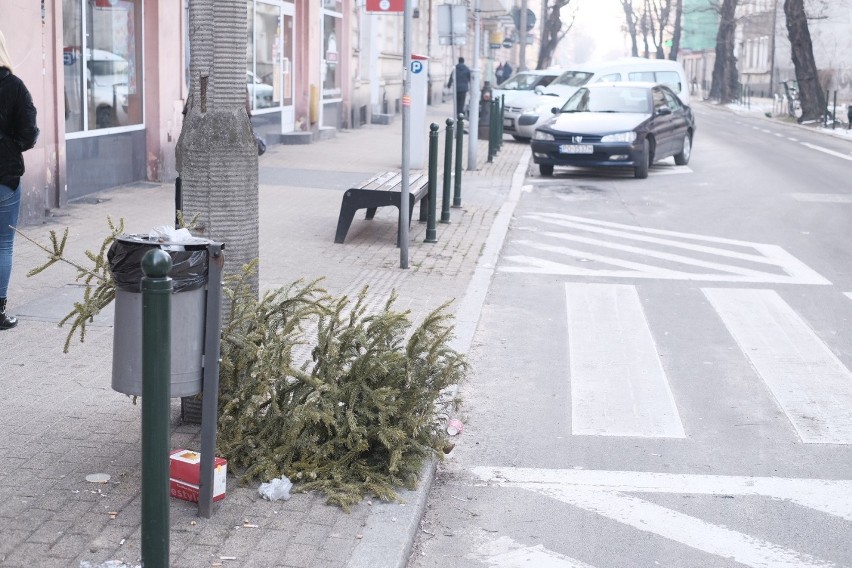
[551,107,561,115]
[656,107,672,116]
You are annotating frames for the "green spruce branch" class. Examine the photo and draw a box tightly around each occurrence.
[16,217,124,352]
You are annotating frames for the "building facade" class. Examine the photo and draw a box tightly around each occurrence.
[4,0,511,227]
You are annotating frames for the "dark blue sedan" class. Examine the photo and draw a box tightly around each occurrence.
[530,82,695,179]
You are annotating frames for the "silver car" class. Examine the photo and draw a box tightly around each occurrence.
[503,70,594,140]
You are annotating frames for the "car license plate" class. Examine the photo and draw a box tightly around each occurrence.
[559,144,594,154]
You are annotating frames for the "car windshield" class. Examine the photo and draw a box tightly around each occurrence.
[551,71,593,87]
[561,87,651,113]
[500,73,554,90]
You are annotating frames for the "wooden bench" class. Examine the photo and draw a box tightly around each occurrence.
[334,171,430,244]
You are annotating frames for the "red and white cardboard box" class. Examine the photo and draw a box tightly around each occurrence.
[169,449,227,503]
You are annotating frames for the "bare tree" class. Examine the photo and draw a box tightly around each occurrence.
[536,0,576,69]
[176,0,260,292]
[783,0,825,122]
[620,0,679,60]
[669,0,684,60]
[619,0,640,57]
[709,0,740,102]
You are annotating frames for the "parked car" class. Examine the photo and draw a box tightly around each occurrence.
[86,49,130,128]
[530,82,695,179]
[492,68,561,102]
[247,71,275,109]
[505,58,690,141]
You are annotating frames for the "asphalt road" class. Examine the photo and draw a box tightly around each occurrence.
[407,106,852,568]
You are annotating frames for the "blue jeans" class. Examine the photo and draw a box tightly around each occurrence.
[0,182,21,298]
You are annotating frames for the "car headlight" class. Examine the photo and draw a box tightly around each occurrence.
[534,130,555,141]
[601,131,637,143]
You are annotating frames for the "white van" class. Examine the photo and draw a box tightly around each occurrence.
[503,57,690,140]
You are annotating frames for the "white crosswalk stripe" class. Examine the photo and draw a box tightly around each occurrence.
[565,283,685,438]
[500,214,830,285]
[557,281,852,444]
[704,288,852,444]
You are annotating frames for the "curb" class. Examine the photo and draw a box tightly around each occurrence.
[346,145,533,568]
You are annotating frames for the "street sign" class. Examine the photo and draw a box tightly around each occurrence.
[511,7,536,32]
[366,0,404,13]
[438,4,468,45]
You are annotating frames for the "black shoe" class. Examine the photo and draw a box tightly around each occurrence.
[0,298,17,330]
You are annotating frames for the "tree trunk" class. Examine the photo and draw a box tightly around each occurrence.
[669,0,683,60]
[176,0,260,293]
[620,0,640,57]
[783,0,826,122]
[709,0,740,102]
[536,0,574,70]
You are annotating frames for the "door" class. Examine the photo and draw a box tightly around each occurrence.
[280,2,295,132]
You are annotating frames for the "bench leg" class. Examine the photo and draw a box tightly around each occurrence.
[418,194,428,222]
[334,201,359,244]
[365,207,378,220]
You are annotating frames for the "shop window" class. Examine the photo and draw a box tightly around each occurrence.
[322,8,342,99]
[63,0,144,134]
[247,1,283,111]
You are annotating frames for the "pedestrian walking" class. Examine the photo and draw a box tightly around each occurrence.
[500,61,512,84]
[447,57,471,118]
[495,62,504,85]
[0,30,40,330]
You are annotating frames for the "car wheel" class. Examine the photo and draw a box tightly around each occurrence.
[674,132,692,165]
[634,139,650,179]
[513,135,530,142]
[539,164,554,177]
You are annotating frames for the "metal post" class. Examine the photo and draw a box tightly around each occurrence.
[425,124,439,243]
[824,89,829,127]
[832,90,837,130]
[467,0,481,171]
[198,243,224,518]
[141,249,172,568]
[487,98,495,163]
[497,95,506,151]
[174,177,182,230]
[453,113,464,208]
[400,0,412,267]
[441,118,454,223]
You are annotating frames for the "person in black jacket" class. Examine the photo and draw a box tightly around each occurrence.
[447,57,471,118]
[0,30,39,330]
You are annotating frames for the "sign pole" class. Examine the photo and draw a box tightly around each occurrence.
[400,0,412,268]
[467,0,481,171]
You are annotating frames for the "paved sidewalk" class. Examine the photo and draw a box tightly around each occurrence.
[0,101,530,568]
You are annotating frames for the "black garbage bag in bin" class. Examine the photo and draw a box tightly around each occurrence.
[108,235,213,398]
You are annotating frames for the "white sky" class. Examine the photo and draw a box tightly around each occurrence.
[553,0,630,65]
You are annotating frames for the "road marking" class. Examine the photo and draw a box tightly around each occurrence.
[704,288,852,444]
[565,284,685,438]
[472,467,852,568]
[788,137,798,142]
[499,214,830,285]
[801,142,852,162]
[792,193,852,203]
[845,292,852,302]
[474,536,598,568]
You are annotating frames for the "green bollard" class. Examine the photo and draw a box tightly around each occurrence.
[425,123,439,243]
[497,95,506,152]
[141,249,172,568]
[487,99,495,163]
[453,113,464,208]
[441,118,454,223]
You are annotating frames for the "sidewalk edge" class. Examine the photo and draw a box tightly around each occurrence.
[346,146,532,568]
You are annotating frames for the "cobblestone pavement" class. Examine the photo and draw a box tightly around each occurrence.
[0,101,528,568]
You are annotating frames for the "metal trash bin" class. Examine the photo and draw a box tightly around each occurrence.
[108,235,212,397]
